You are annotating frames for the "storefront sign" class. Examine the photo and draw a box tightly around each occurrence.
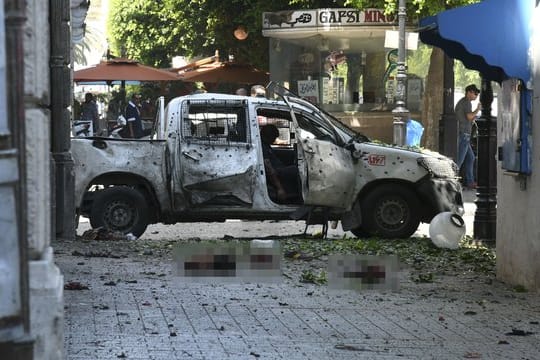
[263,8,394,29]
[319,9,395,25]
[263,10,317,28]
[298,79,319,104]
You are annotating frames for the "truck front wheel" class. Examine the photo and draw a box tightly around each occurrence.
[360,184,420,239]
[90,186,149,237]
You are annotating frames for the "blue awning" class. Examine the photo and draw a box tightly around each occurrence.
[419,0,534,83]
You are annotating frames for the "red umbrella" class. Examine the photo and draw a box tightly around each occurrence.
[177,61,269,85]
[74,58,180,83]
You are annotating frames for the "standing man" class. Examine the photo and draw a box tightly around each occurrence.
[81,92,99,135]
[455,84,481,189]
[125,93,150,138]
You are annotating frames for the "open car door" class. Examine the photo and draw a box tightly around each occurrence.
[174,98,258,207]
[283,96,356,209]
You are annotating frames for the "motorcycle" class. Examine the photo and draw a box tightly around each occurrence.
[109,115,128,138]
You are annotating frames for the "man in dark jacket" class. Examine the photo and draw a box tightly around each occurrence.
[125,93,151,138]
[81,92,99,135]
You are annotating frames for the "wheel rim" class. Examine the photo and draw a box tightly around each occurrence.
[103,199,137,232]
[375,198,409,231]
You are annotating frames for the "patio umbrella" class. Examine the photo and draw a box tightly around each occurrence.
[73,58,180,83]
[177,61,269,85]
[74,58,180,127]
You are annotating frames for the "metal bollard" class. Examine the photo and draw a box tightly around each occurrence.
[392,105,409,146]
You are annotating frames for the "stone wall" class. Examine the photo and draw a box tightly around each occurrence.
[496,4,540,291]
[24,0,65,358]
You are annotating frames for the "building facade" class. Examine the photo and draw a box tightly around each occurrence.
[1,0,83,358]
[262,8,420,143]
[496,1,540,291]
[420,0,539,290]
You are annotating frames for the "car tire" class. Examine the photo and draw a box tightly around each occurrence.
[360,184,420,239]
[89,186,149,237]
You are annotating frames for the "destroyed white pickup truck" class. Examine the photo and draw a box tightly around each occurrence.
[72,85,463,239]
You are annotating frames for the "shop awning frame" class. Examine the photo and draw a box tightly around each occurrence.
[419,0,534,84]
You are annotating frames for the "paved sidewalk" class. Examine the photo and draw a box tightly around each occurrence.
[57,190,540,359]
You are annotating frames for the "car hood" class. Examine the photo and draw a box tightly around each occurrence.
[356,141,453,161]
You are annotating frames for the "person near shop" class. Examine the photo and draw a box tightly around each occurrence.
[251,85,266,97]
[235,87,248,96]
[455,84,482,189]
[81,92,99,135]
[125,93,151,139]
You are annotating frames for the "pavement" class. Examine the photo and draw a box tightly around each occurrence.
[56,189,540,359]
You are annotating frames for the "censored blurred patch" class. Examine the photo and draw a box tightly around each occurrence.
[173,240,281,283]
[328,254,400,292]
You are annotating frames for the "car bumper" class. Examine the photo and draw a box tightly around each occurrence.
[415,177,464,222]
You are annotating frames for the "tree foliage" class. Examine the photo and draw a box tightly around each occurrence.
[109,0,481,72]
[344,0,479,16]
[108,0,348,68]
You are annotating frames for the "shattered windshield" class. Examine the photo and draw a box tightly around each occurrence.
[266,82,370,143]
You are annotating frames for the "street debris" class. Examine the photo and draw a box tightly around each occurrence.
[282,235,495,285]
[300,269,327,285]
[81,227,137,241]
[334,344,380,352]
[429,212,466,249]
[72,250,127,259]
[505,329,535,336]
[64,281,89,290]
[57,225,538,360]
[463,352,482,358]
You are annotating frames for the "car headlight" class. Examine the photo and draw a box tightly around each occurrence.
[417,157,459,178]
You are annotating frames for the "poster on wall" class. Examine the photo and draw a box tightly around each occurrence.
[322,77,344,104]
[297,79,319,104]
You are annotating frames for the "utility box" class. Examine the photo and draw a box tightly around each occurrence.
[499,78,531,174]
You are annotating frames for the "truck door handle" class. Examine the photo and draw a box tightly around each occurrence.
[182,151,200,162]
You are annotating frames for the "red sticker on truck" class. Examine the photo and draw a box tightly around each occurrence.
[367,154,386,166]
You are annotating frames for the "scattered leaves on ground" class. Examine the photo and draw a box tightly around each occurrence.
[300,269,327,285]
[65,231,497,288]
[281,235,496,285]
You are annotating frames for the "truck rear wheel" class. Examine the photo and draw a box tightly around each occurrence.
[89,186,149,238]
[360,184,420,239]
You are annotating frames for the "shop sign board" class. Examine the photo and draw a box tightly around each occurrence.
[263,10,317,28]
[263,8,394,30]
[297,79,319,104]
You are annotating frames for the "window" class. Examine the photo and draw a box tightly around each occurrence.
[182,100,249,144]
[257,107,292,146]
[256,105,337,145]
